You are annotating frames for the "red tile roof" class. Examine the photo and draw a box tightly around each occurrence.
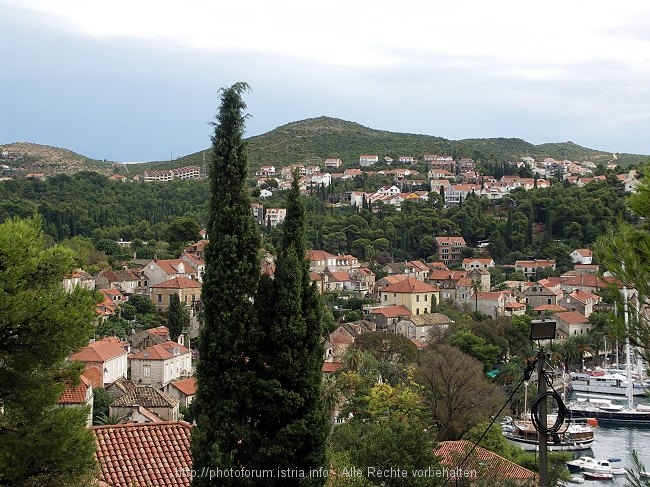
[306,249,336,261]
[322,362,345,373]
[92,421,193,487]
[130,341,190,361]
[533,304,568,312]
[71,338,128,363]
[168,378,196,396]
[145,326,170,337]
[58,374,92,404]
[369,305,412,318]
[555,311,589,324]
[150,276,201,289]
[435,440,537,483]
[382,278,438,294]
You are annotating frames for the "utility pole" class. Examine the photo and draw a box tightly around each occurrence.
[537,349,549,487]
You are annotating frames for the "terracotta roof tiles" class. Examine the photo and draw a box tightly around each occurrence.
[71,338,128,363]
[130,341,190,361]
[92,421,193,487]
[382,278,438,294]
[150,276,201,289]
[58,374,92,404]
[435,440,537,483]
[168,378,196,396]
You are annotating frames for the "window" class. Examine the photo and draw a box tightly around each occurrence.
[547,298,552,304]
[157,294,162,303]
[416,295,420,302]
[416,308,420,315]
[424,308,428,314]
[424,294,428,302]
[383,294,387,301]
[143,365,150,377]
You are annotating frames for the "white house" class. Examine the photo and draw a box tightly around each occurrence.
[359,155,379,166]
[70,337,129,388]
[570,248,593,265]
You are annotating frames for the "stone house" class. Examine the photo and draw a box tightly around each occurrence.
[555,311,591,337]
[394,313,452,343]
[326,320,376,364]
[365,305,412,331]
[129,341,192,388]
[165,377,197,409]
[109,386,180,422]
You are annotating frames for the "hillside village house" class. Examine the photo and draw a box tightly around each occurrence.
[523,279,563,308]
[559,289,600,317]
[380,278,440,315]
[70,337,129,388]
[462,258,495,270]
[142,165,201,182]
[143,258,199,287]
[359,155,379,166]
[62,269,95,292]
[58,374,94,427]
[394,313,452,342]
[365,304,412,331]
[109,386,180,422]
[571,248,593,264]
[435,236,467,267]
[164,377,196,409]
[555,311,591,337]
[514,259,557,279]
[265,207,287,227]
[324,158,342,168]
[326,321,376,363]
[129,340,192,388]
[95,268,145,296]
[150,276,201,312]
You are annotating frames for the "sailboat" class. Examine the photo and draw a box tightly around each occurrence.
[568,281,650,425]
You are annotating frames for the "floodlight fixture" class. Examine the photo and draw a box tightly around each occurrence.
[530,319,557,341]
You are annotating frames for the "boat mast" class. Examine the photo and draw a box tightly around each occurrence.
[624,276,633,410]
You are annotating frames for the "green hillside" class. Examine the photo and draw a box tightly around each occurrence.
[4,117,648,176]
[136,116,648,174]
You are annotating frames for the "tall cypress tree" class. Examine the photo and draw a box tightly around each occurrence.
[253,172,329,486]
[191,83,263,486]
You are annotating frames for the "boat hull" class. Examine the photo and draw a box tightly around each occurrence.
[571,383,647,397]
[505,435,594,452]
[568,407,650,424]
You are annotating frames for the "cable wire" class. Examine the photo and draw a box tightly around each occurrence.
[440,358,538,487]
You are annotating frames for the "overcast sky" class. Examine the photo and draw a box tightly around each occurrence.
[2,0,650,162]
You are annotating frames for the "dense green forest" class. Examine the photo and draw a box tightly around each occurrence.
[0,170,634,272]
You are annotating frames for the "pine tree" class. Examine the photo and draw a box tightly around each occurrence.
[0,217,98,487]
[254,172,329,486]
[191,83,264,487]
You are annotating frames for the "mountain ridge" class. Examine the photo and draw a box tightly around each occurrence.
[2,117,647,176]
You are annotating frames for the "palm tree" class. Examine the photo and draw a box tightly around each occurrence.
[572,334,593,371]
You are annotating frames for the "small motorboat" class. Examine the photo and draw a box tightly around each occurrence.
[583,459,626,476]
[567,456,594,473]
[640,470,650,479]
[583,471,614,481]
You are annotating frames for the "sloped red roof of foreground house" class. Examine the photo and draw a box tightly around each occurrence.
[58,374,92,404]
[92,421,193,487]
[435,440,537,484]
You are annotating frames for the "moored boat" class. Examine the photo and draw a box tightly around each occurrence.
[503,420,594,452]
[583,471,614,481]
[570,372,647,397]
[568,397,650,425]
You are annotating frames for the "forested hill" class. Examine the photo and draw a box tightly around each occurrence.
[3,117,648,176]
[133,116,648,173]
